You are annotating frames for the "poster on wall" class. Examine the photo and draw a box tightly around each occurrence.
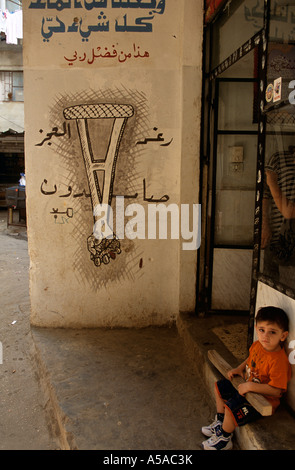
[268,43,295,104]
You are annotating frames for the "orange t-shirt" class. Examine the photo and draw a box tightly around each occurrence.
[245,340,292,413]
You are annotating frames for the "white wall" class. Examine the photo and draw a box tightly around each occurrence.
[23,1,203,327]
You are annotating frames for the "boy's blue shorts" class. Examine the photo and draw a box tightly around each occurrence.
[216,379,262,427]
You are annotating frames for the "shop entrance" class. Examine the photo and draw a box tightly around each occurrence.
[198,37,264,314]
[210,53,258,312]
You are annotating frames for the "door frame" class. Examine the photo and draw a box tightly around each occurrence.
[197,0,270,346]
[207,76,259,312]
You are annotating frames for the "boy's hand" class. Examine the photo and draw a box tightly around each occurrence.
[238,382,251,396]
[227,367,244,380]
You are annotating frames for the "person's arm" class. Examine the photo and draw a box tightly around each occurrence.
[238,381,282,398]
[227,358,248,380]
[266,170,295,219]
[228,357,283,397]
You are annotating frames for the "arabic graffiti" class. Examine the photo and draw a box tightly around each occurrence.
[41,14,109,41]
[36,121,70,145]
[136,126,173,146]
[50,207,74,224]
[245,1,295,24]
[244,1,295,41]
[29,0,108,10]
[29,0,164,11]
[269,55,295,73]
[64,43,149,65]
[40,178,90,197]
[40,178,169,202]
[29,0,166,41]
[142,178,169,203]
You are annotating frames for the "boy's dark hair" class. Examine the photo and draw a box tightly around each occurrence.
[256,306,289,332]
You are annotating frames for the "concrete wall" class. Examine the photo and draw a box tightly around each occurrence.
[23,1,203,328]
[0,44,23,71]
[0,101,24,133]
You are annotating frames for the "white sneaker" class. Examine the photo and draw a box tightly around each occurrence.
[202,431,233,451]
[201,415,223,437]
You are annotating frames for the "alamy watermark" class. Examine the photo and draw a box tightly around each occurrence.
[289,80,295,104]
[92,197,201,251]
[288,340,295,365]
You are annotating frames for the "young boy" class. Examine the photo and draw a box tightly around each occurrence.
[202,306,292,450]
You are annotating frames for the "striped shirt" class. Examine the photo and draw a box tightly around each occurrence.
[264,151,295,243]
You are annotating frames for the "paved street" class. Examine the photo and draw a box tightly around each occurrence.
[0,208,58,449]
[0,208,216,451]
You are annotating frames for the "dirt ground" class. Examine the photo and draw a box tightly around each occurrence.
[0,207,58,450]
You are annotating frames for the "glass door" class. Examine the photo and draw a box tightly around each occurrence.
[209,76,258,311]
[198,0,266,315]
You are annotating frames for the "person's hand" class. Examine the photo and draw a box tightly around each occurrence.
[238,382,251,396]
[227,368,244,380]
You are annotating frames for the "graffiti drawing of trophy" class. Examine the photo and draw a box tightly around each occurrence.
[63,103,134,267]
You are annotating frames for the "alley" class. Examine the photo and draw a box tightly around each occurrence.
[0,208,57,450]
[0,208,216,450]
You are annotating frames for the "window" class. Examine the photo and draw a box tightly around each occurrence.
[0,71,23,102]
[259,2,295,292]
[5,1,22,14]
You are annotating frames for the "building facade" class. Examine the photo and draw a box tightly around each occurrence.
[0,0,24,205]
[199,0,295,411]
[23,0,203,328]
[24,0,295,412]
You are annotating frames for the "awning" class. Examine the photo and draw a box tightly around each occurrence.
[205,0,228,24]
[0,129,24,154]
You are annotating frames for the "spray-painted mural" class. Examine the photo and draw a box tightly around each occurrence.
[24,0,203,328]
[35,87,174,291]
[63,102,134,267]
[27,0,173,288]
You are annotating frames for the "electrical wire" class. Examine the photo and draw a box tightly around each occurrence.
[7,0,22,7]
[0,114,24,131]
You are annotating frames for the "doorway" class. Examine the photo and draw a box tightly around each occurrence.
[198,48,260,313]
